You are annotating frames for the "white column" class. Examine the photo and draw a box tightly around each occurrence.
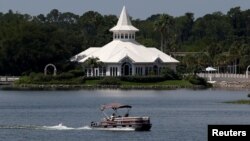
[107,66,111,76]
[117,65,121,76]
[132,64,135,75]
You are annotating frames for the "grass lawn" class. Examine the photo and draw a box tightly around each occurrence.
[85,80,101,85]
[121,80,192,86]
[225,100,250,105]
[85,79,193,87]
[15,75,205,90]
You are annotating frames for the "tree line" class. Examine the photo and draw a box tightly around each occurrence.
[0,7,249,75]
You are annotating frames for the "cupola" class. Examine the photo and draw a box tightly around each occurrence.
[110,6,139,41]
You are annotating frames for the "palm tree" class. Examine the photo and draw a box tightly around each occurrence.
[83,57,103,77]
[183,54,197,73]
[196,52,211,68]
[154,14,174,52]
[213,53,228,73]
[228,44,240,74]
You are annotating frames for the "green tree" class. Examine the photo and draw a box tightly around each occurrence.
[47,9,61,23]
[1,7,250,76]
[214,53,228,67]
[206,43,224,60]
[196,52,211,68]
[192,12,233,42]
[175,12,194,43]
[239,44,250,71]
[154,14,175,53]
[227,7,245,37]
[83,57,103,77]
[183,54,197,73]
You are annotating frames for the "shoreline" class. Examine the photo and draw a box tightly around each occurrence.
[213,81,250,90]
[0,84,207,91]
[2,80,250,91]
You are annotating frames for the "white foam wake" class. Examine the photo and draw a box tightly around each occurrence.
[42,123,135,131]
[76,126,92,130]
[42,123,94,131]
[42,123,75,130]
[0,123,135,131]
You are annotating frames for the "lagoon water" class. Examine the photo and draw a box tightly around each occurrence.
[0,89,249,141]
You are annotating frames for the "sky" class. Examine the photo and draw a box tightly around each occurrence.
[0,0,250,19]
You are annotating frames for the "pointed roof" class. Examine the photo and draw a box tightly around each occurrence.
[110,6,139,32]
[71,6,179,65]
[73,40,179,64]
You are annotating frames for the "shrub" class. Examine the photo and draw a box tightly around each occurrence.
[161,67,181,80]
[68,69,85,77]
[16,76,32,84]
[55,72,74,80]
[98,77,121,85]
[75,77,85,84]
[29,72,37,79]
[119,76,165,83]
[18,72,85,84]
[83,76,102,80]
[185,74,207,86]
[32,73,52,82]
[49,77,85,84]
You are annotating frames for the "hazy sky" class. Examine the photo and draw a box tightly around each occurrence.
[0,0,250,19]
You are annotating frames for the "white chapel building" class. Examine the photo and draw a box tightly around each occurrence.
[72,6,179,77]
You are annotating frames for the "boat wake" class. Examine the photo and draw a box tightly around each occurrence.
[0,123,134,131]
[0,123,90,131]
[42,123,76,130]
[41,123,135,131]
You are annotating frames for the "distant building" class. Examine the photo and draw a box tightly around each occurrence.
[72,6,179,77]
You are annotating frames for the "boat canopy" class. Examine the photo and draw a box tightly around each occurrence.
[101,103,132,111]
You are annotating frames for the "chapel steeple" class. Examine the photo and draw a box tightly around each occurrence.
[110,6,139,41]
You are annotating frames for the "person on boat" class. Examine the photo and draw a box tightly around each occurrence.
[124,113,129,117]
[110,113,116,120]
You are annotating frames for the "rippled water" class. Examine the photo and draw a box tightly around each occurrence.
[0,89,249,141]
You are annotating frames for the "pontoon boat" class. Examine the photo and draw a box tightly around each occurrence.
[90,103,151,131]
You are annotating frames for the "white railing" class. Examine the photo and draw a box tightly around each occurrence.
[197,73,248,79]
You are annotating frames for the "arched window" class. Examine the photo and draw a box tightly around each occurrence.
[132,34,135,39]
[121,62,132,76]
[153,65,158,75]
[125,33,128,39]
